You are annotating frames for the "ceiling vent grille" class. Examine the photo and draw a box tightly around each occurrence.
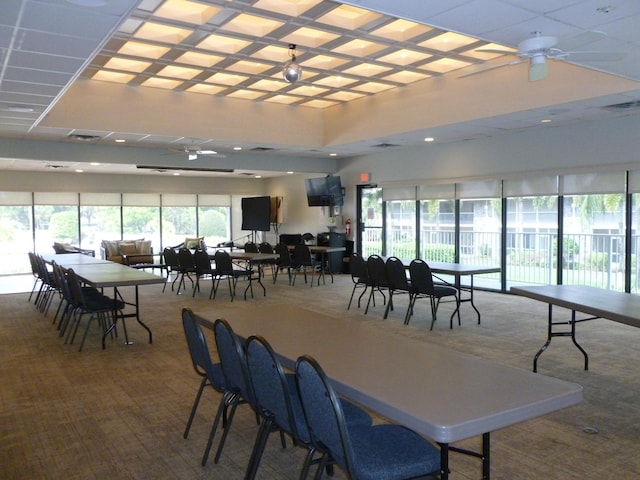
[251,147,274,152]
[136,165,233,173]
[372,142,400,148]
[68,134,101,142]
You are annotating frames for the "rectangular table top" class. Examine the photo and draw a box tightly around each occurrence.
[64,261,166,288]
[511,284,640,329]
[41,253,109,266]
[207,250,279,262]
[216,303,582,444]
[424,261,501,276]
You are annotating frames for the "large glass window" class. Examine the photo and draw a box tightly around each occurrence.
[419,184,456,262]
[198,194,231,248]
[34,192,79,255]
[457,181,502,289]
[561,173,626,290]
[80,193,121,255]
[504,176,559,288]
[122,194,160,250]
[0,192,33,274]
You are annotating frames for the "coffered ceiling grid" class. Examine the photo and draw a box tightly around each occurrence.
[81,0,506,108]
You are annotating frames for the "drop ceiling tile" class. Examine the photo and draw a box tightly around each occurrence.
[8,50,85,74]
[18,30,102,58]
[5,67,73,87]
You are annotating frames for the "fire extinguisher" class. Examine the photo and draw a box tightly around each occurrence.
[345,218,351,237]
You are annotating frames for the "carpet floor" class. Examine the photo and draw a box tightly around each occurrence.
[1,271,639,479]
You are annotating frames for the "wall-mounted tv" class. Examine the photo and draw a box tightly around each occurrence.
[241,196,271,231]
[304,175,343,207]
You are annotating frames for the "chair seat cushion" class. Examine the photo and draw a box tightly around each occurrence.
[433,285,458,297]
[349,424,440,480]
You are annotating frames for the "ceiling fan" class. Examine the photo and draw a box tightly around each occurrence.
[168,145,226,160]
[461,31,623,81]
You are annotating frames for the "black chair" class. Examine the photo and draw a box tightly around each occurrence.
[212,250,253,301]
[274,242,293,285]
[244,336,371,480]
[162,247,180,293]
[364,255,389,314]
[244,242,259,253]
[291,244,320,287]
[27,252,43,303]
[258,242,277,281]
[202,318,259,466]
[64,268,125,351]
[384,256,412,320]
[192,249,217,298]
[176,247,196,294]
[406,258,460,330]
[295,354,441,480]
[181,308,226,442]
[346,252,370,310]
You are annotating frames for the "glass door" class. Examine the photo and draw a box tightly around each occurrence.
[356,185,384,257]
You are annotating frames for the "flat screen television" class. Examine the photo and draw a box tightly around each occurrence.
[305,176,343,207]
[241,196,271,231]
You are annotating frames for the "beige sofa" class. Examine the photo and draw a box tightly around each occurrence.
[100,239,153,264]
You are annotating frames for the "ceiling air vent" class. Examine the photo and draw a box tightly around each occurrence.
[372,142,399,148]
[136,165,234,173]
[68,134,101,142]
[250,147,274,152]
[602,100,640,111]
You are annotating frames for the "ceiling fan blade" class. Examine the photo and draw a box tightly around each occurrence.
[475,47,518,56]
[458,59,523,78]
[562,51,625,62]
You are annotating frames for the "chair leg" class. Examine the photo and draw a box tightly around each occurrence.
[347,284,357,310]
[202,392,233,466]
[184,377,208,439]
[245,417,273,480]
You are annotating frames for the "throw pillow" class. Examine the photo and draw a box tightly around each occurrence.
[119,242,137,255]
[184,236,204,249]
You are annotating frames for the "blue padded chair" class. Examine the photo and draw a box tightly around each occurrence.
[245,335,371,480]
[295,354,441,480]
[202,318,259,466]
[406,259,460,330]
[181,308,226,443]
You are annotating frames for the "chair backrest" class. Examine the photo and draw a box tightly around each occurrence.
[178,247,195,269]
[65,268,88,308]
[193,249,213,275]
[295,355,353,473]
[213,318,255,405]
[28,252,40,277]
[274,243,291,267]
[408,258,435,295]
[258,242,274,254]
[292,244,312,267]
[244,242,259,253]
[213,250,234,275]
[163,247,180,268]
[181,308,224,390]
[245,335,307,442]
[386,256,409,290]
[366,255,388,286]
[349,252,368,282]
[52,262,73,306]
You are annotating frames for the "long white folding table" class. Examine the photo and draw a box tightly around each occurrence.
[209,250,279,297]
[44,253,165,348]
[206,304,582,480]
[511,284,640,372]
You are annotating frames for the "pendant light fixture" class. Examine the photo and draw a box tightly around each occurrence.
[283,44,302,83]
